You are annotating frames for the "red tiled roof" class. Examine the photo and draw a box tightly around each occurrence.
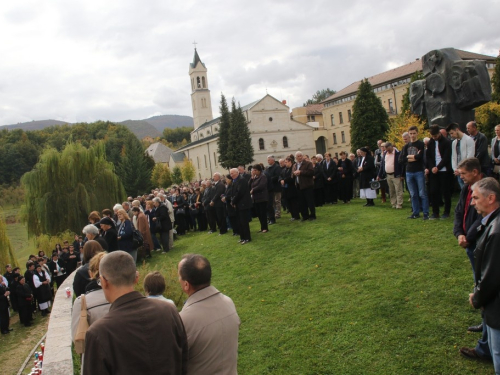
[306,104,324,115]
[322,49,496,103]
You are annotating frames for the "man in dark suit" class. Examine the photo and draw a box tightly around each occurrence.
[292,151,316,221]
[322,152,337,204]
[202,180,217,233]
[229,168,253,244]
[210,173,227,235]
[426,124,452,219]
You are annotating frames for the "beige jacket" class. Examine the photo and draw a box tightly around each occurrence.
[180,286,240,375]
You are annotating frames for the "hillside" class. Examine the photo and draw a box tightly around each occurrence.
[0,114,193,140]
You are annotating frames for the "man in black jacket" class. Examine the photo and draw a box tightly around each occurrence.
[322,152,337,204]
[460,178,500,370]
[426,125,452,219]
[467,121,491,176]
[202,180,217,233]
[210,173,227,235]
[229,168,253,244]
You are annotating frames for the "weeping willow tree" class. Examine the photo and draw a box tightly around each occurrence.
[0,213,18,267]
[21,142,126,237]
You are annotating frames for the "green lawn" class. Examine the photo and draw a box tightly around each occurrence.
[6,196,493,374]
[142,195,491,374]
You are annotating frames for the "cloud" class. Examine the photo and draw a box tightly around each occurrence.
[0,0,499,126]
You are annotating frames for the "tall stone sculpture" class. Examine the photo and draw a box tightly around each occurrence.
[410,48,491,130]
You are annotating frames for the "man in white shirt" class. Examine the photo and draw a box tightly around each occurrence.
[446,123,475,189]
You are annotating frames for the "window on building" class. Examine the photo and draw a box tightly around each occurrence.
[283,136,289,148]
[202,76,206,88]
[259,138,265,150]
[309,115,316,121]
[347,109,352,122]
[339,112,344,124]
[204,155,207,168]
[333,133,337,144]
[331,114,335,126]
[341,131,345,143]
[214,126,218,132]
[196,77,201,88]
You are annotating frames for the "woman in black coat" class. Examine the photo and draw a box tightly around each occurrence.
[249,164,269,232]
[224,174,239,236]
[357,148,376,206]
[312,155,325,207]
[16,276,33,326]
[153,198,172,253]
[338,151,353,203]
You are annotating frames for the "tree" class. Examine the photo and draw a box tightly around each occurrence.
[385,110,426,151]
[151,163,172,188]
[162,127,193,147]
[491,54,500,104]
[21,142,126,237]
[228,98,254,168]
[303,88,336,106]
[181,158,196,183]
[117,137,154,196]
[476,102,500,139]
[401,71,426,124]
[350,79,389,152]
[217,93,232,169]
[0,213,18,267]
[171,166,183,185]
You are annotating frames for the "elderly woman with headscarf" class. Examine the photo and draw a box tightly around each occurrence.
[72,240,104,297]
[357,147,376,206]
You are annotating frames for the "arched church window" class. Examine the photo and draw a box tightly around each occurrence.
[283,136,289,148]
[259,138,265,150]
[197,77,201,88]
[202,76,206,88]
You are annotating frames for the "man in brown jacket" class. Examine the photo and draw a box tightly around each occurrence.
[292,151,316,221]
[178,254,240,375]
[83,251,188,375]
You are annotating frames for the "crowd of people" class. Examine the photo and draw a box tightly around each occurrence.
[3,119,500,373]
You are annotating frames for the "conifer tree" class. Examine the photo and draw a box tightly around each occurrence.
[0,213,18,267]
[228,98,254,167]
[171,166,183,185]
[117,137,154,196]
[217,93,232,169]
[350,79,389,152]
[21,142,126,237]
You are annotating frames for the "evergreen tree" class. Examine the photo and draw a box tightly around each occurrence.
[181,158,196,183]
[0,213,18,267]
[228,98,254,168]
[21,142,126,237]
[171,166,183,185]
[117,137,154,196]
[491,54,500,104]
[350,79,389,152]
[217,93,232,169]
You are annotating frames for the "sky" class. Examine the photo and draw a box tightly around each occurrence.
[1,0,499,126]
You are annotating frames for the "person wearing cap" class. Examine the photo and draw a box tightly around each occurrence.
[48,253,67,288]
[33,263,52,317]
[99,217,118,252]
[357,147,376,206]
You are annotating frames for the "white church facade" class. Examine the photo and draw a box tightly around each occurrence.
[171,50,320,180]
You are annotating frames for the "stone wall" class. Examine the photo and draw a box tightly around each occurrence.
[42,272,75,374]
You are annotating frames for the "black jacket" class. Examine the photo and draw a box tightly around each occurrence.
[472,208,500,329]
[265,162,282,192]
[278,165,299,199]
[453,184,483,248]
[202,187,215,209]
[472,131,490,169]
[48,259,67,279]
[103,228,119,252]
[322,159,337,184]
[313,163,325,189]
[211,181,226,208]
[155,204,172,233]
[231,175,253,210]
[426,136,452,172]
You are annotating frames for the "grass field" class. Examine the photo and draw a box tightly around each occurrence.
[2,195,494,374]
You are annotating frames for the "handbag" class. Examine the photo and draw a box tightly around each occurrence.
[132,228,144,249]
[191,208,199,215]
[176,208,186,215]
[74,295,89,354]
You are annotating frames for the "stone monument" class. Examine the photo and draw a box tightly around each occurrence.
[410,48,491,130]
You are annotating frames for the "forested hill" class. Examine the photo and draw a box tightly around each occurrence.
[0,115,193,140]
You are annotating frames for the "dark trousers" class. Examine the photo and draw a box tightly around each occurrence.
[429,172,451,216]
[0,306,9,332]
[206,208,217,232]
[215,206,227,234]
[228,215,239,235]
[314,187,325,207]
[254,201,268,231]
[298,187,316,219]
[18,304,31,325]
[267,191,276,222]
[288,196,300,219]
[150,229,161,249]
[339,177,353,202]
[160,231,170,252]
[197,212,207,231]
[325,183,338,203]
[237,209,251,241]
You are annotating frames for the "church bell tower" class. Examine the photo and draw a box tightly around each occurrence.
[189,48,213,129]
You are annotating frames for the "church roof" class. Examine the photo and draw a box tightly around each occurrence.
[170,151,186,162]
[190,49,205,69]
[322,48,496,103]
[176,133,219,151]
[305,104,324,115]
[145,142,173,163]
